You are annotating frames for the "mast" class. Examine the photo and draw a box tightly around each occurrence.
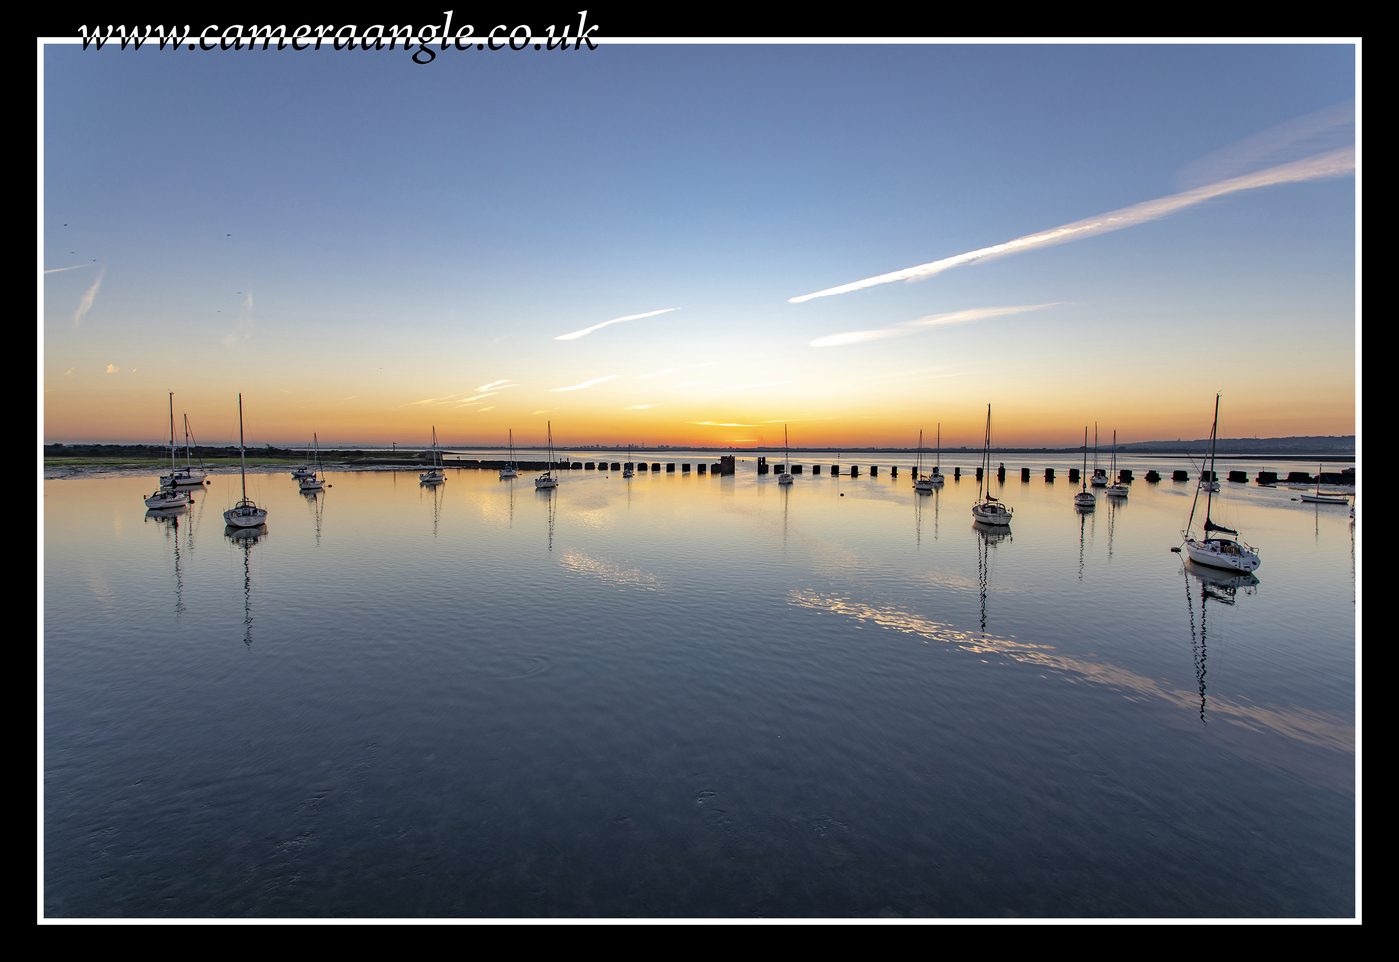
[168,391,177,472]
[1203,393,1219,528]
[1082,427,1088,491]
[936,424,940,472]
[1185,394,1219,538]
[238,393,248,503]
[978,405,991,501]
[917,430,923,478]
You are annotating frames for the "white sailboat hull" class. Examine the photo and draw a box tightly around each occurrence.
[499,467,518,479]
[145,489,191,509]
[1105,483,1129,498]
[1184,537,1260,572]
[535,476,557,489]
[972,502,1012,525]
[1300,494,1348,504]
[1073,492,1096,509]
[162,469,207,487]
[223,503,268,528]
[777,473,793,485]
[299,477,325,491]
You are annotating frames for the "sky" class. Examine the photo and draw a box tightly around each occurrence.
[40,38,1357,450]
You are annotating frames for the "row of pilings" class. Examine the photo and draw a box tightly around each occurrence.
[412,459,1354,485]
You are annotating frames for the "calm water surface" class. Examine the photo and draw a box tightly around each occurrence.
[43,459,1356,917]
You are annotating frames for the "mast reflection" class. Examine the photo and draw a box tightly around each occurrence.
[1181,561,1258,723]
[538,485,557,552]
[974,520,1011,635]
[145,506,187,615]
[303,487,326,546]
[226,523,266,647]
[423,476,445,538]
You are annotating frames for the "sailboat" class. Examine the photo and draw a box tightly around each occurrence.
[291,439,316,479]
[1090,423,1108,487]
[162,406,209,487]
[1073,427,1096,510]
[777,426,794,485]
[499,430,519,479]
[535,422,559,489]
[623,444,635,478]
[298,433,326,491]
[1105,429,1128,498]
[223,394,268,528]
[420,427,444,484]
[913,429,934,493]
[971,405,1012,526]
[1299,463,1349,504]
[1180,394,1259,572]
[930,423,944,487]
[146,393,192,509]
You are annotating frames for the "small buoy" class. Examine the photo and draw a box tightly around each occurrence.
[1170,547,1181,552]
[840,493,844,496]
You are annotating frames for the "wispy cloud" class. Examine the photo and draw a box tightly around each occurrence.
[45,264,91,274]
[476,379,518,391]
[73,267,104,326]
[403,393,462,407]
[688,420,758,427]
[1172,100,1354,191]
[552,375,622,392]
[625,404,655,410]
[715,380,792,392]
[789,146,1355,303]
[105,363,117,373]
[221,291,255,347]
[810,303,1062,347]
[555,308,678,341]
[638,361,714,379]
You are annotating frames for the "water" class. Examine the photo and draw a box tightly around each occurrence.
[42,461,1356,917]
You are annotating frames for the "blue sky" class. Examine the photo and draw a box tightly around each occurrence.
[42,40,1356,448]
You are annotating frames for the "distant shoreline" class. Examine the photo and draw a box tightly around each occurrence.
[43,442,1355,463]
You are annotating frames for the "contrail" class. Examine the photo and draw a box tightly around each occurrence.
[555,308,678,340]
[788,146,1355,304]
[72,267,104,326]
[810,302,1062,347]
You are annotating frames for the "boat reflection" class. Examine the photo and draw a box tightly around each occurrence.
[1076,506,1089,581]
[145,507,188,615]
[914,486,940,548]
[422,475,445,538]
[1181,560,1259,723]
[302,487,326,545]
[974,520,1010,634]
[538,484,557,552]
[225,523,265,647]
